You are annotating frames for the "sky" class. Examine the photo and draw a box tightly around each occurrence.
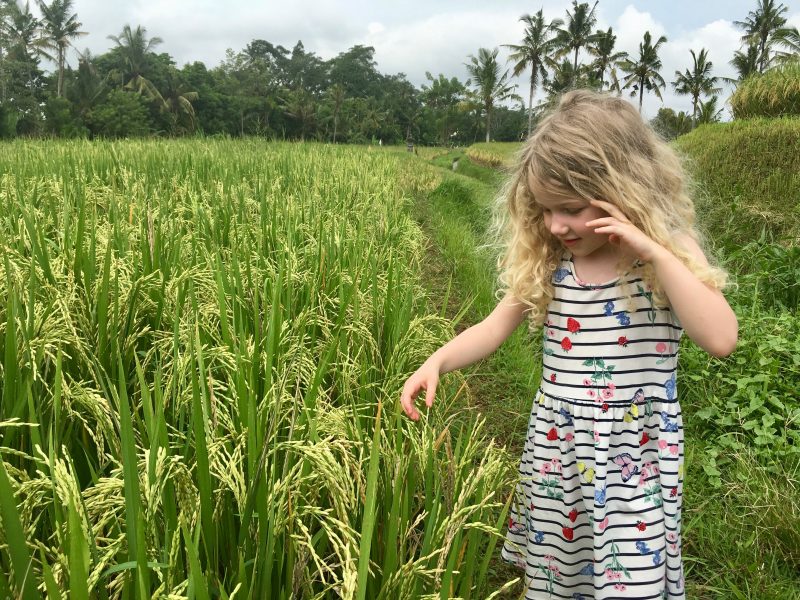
[42,1,800,121]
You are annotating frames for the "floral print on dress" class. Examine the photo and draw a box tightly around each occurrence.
[503,255,685,599]
[554,267,570,283]
[604,541,632,591]
[538,457,564,500]
[537,555,563,594]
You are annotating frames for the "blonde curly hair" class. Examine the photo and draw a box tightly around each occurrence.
[492,89,727,327]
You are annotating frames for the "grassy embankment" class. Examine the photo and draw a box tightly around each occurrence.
[414,119,800,598]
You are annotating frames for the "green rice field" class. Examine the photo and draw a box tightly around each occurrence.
[0,140,517,599]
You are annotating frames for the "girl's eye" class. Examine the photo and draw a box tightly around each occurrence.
[563,207,582,215]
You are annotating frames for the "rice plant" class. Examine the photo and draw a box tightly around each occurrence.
[0,139,516,599]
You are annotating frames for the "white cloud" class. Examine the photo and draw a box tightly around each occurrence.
[362,10,528,85]
[367,22,385,36]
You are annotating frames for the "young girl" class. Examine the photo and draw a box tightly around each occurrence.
[400,90,738,599]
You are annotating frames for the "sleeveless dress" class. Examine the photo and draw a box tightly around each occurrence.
[501,253,686,600]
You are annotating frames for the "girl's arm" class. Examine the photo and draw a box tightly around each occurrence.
[586,199,738,358]
[650,233,738,358]
[400,294,528,421]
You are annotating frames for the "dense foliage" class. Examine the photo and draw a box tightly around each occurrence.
[1,0,797,143]
[729,62,800,118]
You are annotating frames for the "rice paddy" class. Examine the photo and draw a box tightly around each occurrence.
[0,140,517,599]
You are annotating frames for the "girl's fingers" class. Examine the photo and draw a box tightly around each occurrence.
[590,199,630,223]
[424,379,437,408]
[584,217,619,227]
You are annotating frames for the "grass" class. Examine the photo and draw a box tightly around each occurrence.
[675,117,800,247]
[465,143,522,169]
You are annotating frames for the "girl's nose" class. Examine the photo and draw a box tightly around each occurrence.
[550,215,569,236]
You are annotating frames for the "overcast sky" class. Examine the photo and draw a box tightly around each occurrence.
[43,1,800,120]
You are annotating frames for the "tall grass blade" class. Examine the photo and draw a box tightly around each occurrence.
[0,458,38,599]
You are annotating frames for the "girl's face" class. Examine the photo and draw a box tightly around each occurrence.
[528,174,613,259]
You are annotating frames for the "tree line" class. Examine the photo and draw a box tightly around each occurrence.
[0,0,797,143]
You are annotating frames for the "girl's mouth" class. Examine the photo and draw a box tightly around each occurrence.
[562,238,579,246]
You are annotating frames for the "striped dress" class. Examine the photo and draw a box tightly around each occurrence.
[501,253,686,600]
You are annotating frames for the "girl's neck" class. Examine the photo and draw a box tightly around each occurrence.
[570,245,635,283]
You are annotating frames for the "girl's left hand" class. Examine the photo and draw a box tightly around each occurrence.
[585,199,664,263]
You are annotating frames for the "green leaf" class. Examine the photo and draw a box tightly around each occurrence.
[0,459,38,600]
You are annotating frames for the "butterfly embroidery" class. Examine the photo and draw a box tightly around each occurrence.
[660,411,679,432]
[652,549,662,565]
[559,407,574,427]
[623,388,645,422]
[615,311,631,326]
[554,267,570,283]
[534,530,544,543]
[507,517,526,534]
[603,300,615,316]
[636,541,650,554]
[577,461,595,484]
[612,453,640,482]
[664,373,677,401]
[594,485,607,506]
[579,562,594,576]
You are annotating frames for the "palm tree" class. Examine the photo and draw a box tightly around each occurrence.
[728,43,760,82]
[734,0,788,73]
[35,0,85,97]
[107,24,163,101]
[672,48,721,124]
[504,10,563,137]
[3,1,51,93]
[620,31,668,113]
[696,96,723,124]
[554,0,599,83]
[159,68,198,135]
[588,27,628,90]
[464,47,517,142]
[773,26,800,64]
[545,58,591,96]
[68,50,107,117]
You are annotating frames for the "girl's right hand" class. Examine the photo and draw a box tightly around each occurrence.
[400,360,441,421]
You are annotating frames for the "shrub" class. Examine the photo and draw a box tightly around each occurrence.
[730,63,800,119]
